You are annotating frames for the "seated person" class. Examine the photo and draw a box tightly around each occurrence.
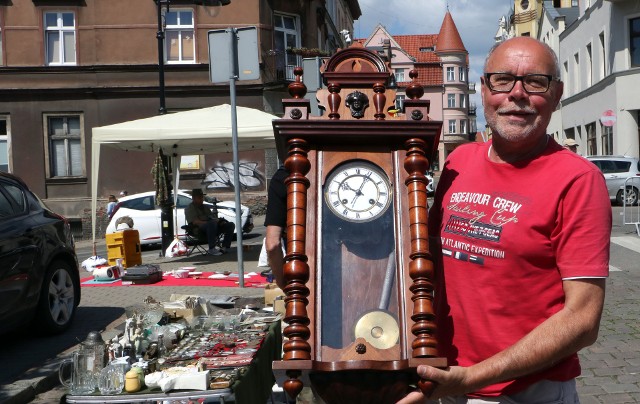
[185,188,234,256]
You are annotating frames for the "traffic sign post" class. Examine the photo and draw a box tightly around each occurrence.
[207,26,259,287]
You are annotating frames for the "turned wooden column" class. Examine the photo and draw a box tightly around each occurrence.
[403,138,438,358]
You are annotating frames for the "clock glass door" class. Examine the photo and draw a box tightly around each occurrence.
[319,160,400,359]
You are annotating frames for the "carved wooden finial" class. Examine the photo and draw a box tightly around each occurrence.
[406,69,424,100]
[372,82,386,120]
[327,82,341,119]
[288,67,307,99]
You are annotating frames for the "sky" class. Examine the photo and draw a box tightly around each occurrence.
[353,0,514,130]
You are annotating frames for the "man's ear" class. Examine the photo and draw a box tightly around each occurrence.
[480,77,487,106]
[552,81,564,109]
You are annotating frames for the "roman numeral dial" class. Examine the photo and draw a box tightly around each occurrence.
[324,161,392,222]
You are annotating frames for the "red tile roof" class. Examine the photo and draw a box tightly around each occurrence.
[436,12,466,53]
[393,35,440,63]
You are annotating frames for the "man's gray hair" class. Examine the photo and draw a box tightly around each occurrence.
[483,38,561,79]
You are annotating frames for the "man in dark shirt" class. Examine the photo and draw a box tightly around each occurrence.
[264,166,288,288]
[185,188,234,256]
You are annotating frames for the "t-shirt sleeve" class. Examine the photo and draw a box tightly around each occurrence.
[264,168,288,228]
[552,169,612,278]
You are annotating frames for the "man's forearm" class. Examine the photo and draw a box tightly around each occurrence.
[265,226,285,289]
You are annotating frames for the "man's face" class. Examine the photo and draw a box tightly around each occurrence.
[193,194,204,206]
[481,38,563,143]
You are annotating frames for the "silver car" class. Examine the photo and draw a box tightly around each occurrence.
[587,156,640,206]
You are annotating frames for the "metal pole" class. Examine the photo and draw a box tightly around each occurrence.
[156,0,172,257]
[155,0,167,115]
[228,28,244,287]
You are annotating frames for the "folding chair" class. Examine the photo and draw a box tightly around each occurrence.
[181,223,225,256]
[181,224,208,256]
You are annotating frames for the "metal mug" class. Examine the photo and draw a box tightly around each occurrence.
[59,349,96,395]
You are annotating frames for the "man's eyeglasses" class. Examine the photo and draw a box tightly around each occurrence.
[484,73,558,94]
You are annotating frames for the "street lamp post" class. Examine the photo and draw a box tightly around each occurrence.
[153,0,232,255]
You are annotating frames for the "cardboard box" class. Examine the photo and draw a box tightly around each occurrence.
[264,283,284,305]
[274,298,286,316]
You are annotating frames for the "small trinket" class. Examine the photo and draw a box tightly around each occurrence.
[124,369,142,392]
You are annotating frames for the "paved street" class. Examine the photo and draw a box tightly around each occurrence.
[0,210,639,403]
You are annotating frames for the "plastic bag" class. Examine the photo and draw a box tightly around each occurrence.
[257,237,285,267]
[81,256,108,272]
[258,238,269,267]
[165,238,188,258]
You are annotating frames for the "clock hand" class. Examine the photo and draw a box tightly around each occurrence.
[350,176,369,206]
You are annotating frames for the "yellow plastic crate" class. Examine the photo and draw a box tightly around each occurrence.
[106,229,142,268]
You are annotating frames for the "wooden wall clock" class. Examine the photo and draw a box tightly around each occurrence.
[272,43,446,404]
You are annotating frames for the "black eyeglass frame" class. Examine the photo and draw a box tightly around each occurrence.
[483,72,559,94]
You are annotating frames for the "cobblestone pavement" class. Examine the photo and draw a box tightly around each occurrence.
[576,240,640,403]
[1,223,639,403]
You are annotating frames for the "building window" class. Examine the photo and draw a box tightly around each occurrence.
[0,23,3,65]
[45,115,84,178]
[599,32,606,78]
[274,13,300,81]
[459,67,466,82]
[447,94,455,108]
[395,68,405,82]
[395,95,405,111]
[573,53,580,93]
[459,94,466,109]
[446,67,455,81]
[44,12,76,66]
[631,17,640,67]
[460,119,468,134]
[563,61,569,96]
[448,120,456,134]
[601,124,613,155]
[0,117,8,173]
[586,43,592,86]
[571,0,578,6]
[165,9,195,63]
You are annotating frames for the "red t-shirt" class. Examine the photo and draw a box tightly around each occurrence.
[428,138,611,396]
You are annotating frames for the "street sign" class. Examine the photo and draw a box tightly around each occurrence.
[600,109,616,127]
[208,27,259,83]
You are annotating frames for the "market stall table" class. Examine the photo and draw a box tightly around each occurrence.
[64,316,282,404]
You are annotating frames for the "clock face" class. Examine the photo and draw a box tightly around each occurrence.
[324,161,391,222]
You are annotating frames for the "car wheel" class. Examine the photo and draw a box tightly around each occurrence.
[617,187,639,206]
[35,260,79,335]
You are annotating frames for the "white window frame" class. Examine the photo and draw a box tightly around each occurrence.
[44,11,76,66]
[274,12,301,81]
[459,67,466,82]
[459,94,466,109]
[446,66,455,81]
[164,8,195,64]
[395,68,406,83]
[460,119,468,135]
[0,116,10,173]
[447,94,455,108]
[448,119,456,134]
[395,94,405,111]
[601,124,613,155]
[43,114,85,178]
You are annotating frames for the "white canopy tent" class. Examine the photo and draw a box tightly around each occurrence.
[90,104,278,245]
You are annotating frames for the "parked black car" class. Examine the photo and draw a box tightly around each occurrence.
[0,172,80,335]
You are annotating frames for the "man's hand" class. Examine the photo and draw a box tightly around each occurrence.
[396,366,474,403]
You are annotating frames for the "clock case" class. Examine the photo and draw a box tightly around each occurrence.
[271,44,447,404]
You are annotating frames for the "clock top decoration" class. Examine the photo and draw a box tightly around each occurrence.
[271,42,446,404]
